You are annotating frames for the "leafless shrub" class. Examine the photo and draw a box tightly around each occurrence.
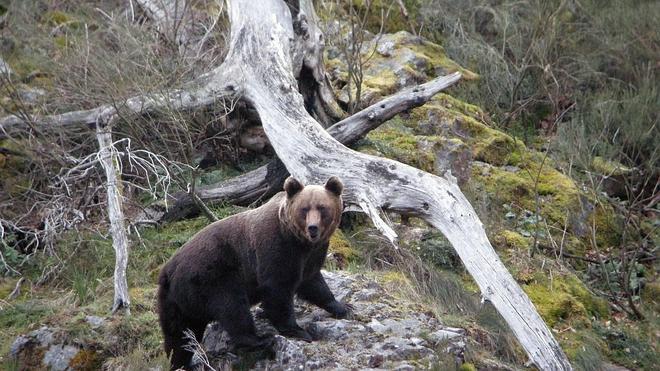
[183,328,217,371]
[324,0,388,113]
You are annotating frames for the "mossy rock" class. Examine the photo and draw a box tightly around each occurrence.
[69,349,102,371]
[524,271,608,329]
[361,120,439,173]
[328,31,476,110]
[493,230,530,251]
[471,160,582,231]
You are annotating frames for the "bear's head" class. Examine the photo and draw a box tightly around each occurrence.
[280,176,343,244]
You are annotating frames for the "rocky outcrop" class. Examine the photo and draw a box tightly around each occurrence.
[9,326,98,371]
[199,271,466,370]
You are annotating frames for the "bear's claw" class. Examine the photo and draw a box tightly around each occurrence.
[327,301,354,319]
[277,326,313,342]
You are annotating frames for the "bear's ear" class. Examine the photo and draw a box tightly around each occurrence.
[284,176,304,198]
[324,176,343,197]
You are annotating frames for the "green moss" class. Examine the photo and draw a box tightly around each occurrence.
[69,349,102,370]
[364,121,439,172]
[405,38,479,80]
[431,93,485,118]
[329,229,358,263]
[493,230,530,251]
[473,134,516,166]
[473,159,581,230]
[458,362,477,371]
[330,30,477,110]
[525,283,589,328]
[362,69,398,91]
[589,203,622,248]
[592,156,631,176]
[42,11,79,27]
[524,271,608,329]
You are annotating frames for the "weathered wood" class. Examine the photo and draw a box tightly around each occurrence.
[0,75,236,139]
[162,73,461,221]
[95,122,130,314]
[288,0,344,126]
[218,0,572,369]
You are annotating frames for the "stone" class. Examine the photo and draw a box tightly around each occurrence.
[428,329,463,344]
[354,287,379,301]
[43,344,79,371]
[85,315,105,328]
[201,272,466,370]
[375,336,434,361]
[0,57,12,76]
[18,87,46,105]
[273,335,306,366]
[366,318,389,333]
[9,336,30,358]
[376,40,395,57]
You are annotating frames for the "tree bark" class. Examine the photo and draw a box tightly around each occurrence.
[95,122,130,314]
[288,0,344,126]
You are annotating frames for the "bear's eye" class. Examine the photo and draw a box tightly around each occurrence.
[317,205,326,212]
[301,207,310,213]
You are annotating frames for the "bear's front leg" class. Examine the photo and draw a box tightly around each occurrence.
[297,271,354,319]
[261,286,313,342]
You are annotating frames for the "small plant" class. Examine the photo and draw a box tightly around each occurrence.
[326,0,387,113]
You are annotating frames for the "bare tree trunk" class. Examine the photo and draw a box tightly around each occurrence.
[95,123,130,314]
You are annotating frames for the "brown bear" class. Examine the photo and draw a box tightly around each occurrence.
[157,176,352,369]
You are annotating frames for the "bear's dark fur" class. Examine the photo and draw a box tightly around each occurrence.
[157,176,351,369]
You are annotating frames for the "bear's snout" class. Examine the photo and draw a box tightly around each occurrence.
[307,225,319,239]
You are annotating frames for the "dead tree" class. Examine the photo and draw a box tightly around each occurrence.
[0,0,572,369]
[95,122,130,314]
